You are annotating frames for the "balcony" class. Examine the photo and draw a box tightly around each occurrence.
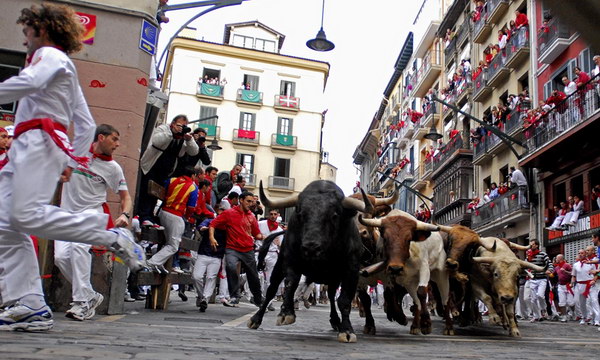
[270,133,297,151]
[422,158,433,181]
[268,176,295,192]
[545,210,600,247]
[538,18,572,64]
[455,75,472,104]
[505,27,530,68]
[456,21,469,47]
[410,165,427,191]
[434,199,472,226]
[411,50,442,98]
[472,70,492,102]
[471,186,529,231]
[486,53,510,88]
[400,114,415,139]
[444,37,457,62]
[472,131,501,164]
[432,135,467,173]
[412,120,428,141]
[242,173,257,188]
[196,83,224,102]
[486,0,509,25]
[421,101,439,129]
[274,95,300,112]
[472,5,491,44]
[442,90,457,118]
[520,77,600,168]
[232,129,260,147]
[505,103,530,136]
[236,89,263,107]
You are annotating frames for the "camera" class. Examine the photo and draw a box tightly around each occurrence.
[198,136,206,143]
[181,125,192,134]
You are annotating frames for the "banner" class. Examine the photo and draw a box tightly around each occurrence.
[75,12,96,45]
[200,124,217,136]
[240,90,261,103]
[238,129,256,139]
[276,134,294,146]
[200,83,222,97]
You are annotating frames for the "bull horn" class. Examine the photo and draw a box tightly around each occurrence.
[472,256,495,264]
[479,237,498,252]
[508,242,531,251]
[358,215,382,228]
[359,187,374,215]
[373,189,399,206]
[360,261,386,277]
[438,225,453,233]
[416,221,440,232]
[259,181,298,209]
[517,259,545,273]
[342,196,368,212]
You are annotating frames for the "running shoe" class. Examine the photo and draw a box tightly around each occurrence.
[0,303,53,331]
[109,227,146,272]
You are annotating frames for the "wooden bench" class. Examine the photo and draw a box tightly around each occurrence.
[136,226,201,310]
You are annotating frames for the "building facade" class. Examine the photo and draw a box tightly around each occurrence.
[162,21,330,218]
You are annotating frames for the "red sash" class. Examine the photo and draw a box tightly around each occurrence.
[14,118,90,167]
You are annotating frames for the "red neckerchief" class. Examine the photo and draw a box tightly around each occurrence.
[267,219,279,231]
[527,249,540,262]
[89,144,112,161]
[0,149,5,156]
[230,170,237,180]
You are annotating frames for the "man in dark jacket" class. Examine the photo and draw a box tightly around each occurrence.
[173,128,211,177]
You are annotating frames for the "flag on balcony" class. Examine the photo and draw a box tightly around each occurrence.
[238,129,256,139]
[200,83,222,96]
[240,90,261,103]
[278,96,299,108]
[200,124,217,137]
[276,134,294,146]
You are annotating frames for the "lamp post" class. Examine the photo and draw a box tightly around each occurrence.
[430,95,527,159]
[306,0,335,52]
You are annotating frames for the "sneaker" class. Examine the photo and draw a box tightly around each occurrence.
[0,303,54,332]
[178,291,188,302]
[65,302,88,321]
[303,298,311,309]
[580,319,587,325]
[199,299,208,312]
[223,298,239,307]
[560,315,567,323]
[85,292,104,319]
[196,297,203,308]
[124,294,136,302]
[109,228,146,272]
[141,220,164,230]
[594,322,600,326]
[530,318,539,323]
[171,267,184,274]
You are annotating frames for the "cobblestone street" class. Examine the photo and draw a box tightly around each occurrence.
[1,292,599,359]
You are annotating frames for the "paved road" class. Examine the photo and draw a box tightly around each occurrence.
[1,292,599,359]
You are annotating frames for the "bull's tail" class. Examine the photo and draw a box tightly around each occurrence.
[257,230,285,271]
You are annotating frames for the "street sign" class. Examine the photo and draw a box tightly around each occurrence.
[139,19,158,56]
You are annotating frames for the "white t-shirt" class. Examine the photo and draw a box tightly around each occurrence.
[61,153,128,212]
[572,260,595,282]
[229,184,243,195]
[564,81,577,96]
[258,220,283,253]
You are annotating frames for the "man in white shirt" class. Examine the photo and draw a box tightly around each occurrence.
[0,3,144,332]
[219,192,239,211]
[563,76,577,96]
[54,124,131,321]
[228,175,246,196]
[257,210,284,311]
[572,249,594,324]
[510,166,528,206]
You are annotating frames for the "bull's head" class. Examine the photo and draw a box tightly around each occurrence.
[472,256,545,304]
[359,212,439,276]
[349,187,398,218]
[259,180,369,259]
[438,224,496,270]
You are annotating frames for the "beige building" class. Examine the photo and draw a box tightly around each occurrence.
[162,21,330,219]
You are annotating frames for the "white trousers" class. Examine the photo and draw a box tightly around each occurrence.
[261,252,278,295]
[217,258,229,300]
[0,130,114,305]
[587,283,600,324]
[516,283,530,318]
[574,282,589,319]
[54,241,94,302]
[557,284,575,308]
[148,210,184,266]
[529,278,547,319]
[192,254,221,300]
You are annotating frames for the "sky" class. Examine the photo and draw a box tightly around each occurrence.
[156,0,424,195]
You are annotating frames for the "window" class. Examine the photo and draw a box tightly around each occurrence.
[255,38,276,52]
[483,176,491,192]
[199,106,217,125]
[280,80,296,96]
[0,50,26,115]
[239,112,256,130]
[553,182,566,207]
[274,157,290,178]
[579,48,592,74]
[499,165,509,184]
[202,68,221,82]
[236,153,254,174]
[232,34,253,48]
[518,72,529,93]
[277,117,293,135]
[243,74,259,90]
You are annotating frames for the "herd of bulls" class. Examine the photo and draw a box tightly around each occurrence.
[246,180,546,343]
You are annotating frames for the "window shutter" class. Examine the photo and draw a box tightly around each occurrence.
[238,112,245,129]
[251,113,256,131]
[279,80,286,95]
[579,48,591,74]
[290,82,296,97]
[277,117,282,134]
[288,118,294,135]
[543,81,551,100]
[568,59,577,80]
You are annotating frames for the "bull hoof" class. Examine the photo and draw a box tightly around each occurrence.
[509,328,521,337]
[489,314,502,325]
[247,317,261,329]
[330,318,341,331]
[455,272,469,283]
[359,308,365,318]
[443,328,455,336]
[337,332,357,343]
[409,326,422,335]
[451,309,460,318]
[363,325,376,335]
[421,325,432,335]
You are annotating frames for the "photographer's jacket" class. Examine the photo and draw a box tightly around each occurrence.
[140,124,198,176]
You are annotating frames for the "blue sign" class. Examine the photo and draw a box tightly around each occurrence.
[139,19,157,55]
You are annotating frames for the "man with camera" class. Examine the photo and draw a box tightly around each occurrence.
[173,128,211,177]
[139,115,199,227]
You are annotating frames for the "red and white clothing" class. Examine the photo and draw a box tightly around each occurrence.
[572,259,595,321]
[257,219,283,295]
[0,47,119,305]
[554,261,575,308]
[55,150,128,302]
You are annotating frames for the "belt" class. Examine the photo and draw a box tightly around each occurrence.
[14,118,89,167]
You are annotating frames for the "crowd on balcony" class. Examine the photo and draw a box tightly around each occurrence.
[468,167,528,215]
[198,75,227,87]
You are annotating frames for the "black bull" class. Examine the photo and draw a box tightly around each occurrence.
[247,180,368,343]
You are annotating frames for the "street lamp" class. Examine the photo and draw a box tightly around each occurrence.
[424,124,443,141]
[306,0,335,52]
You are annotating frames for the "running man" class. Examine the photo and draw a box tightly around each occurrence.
[0,3,144,332]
